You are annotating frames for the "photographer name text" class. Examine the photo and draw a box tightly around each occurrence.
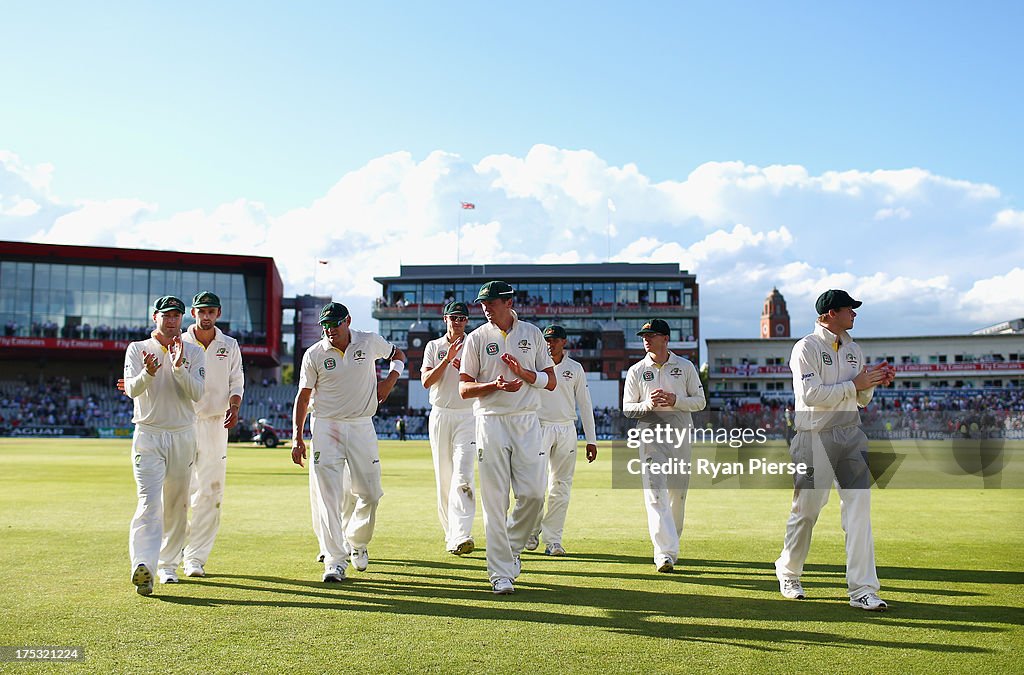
[626,458,808,478]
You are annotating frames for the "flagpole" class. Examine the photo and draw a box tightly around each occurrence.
[314,259,328,297]
[458,202,475,264]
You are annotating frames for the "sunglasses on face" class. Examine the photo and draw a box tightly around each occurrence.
[321,321,342,329]
[447,315,469,322]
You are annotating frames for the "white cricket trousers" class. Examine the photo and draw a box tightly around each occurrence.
[129,425,196,574]
[311,462,354,558]
[476,412,546,582]
[775,427,880,598]
[530,422,579,546]
[182,416,228,566]
[310,417,383,569]
[638,430,691,566]
[429,408,477,549]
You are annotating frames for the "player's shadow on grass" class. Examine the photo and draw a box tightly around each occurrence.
[543,552,654,566]
[697,559,1024,585]
[158,568,1017,653]
[397,553,676,583]
[683,559,995,598]
[398,555,996,597]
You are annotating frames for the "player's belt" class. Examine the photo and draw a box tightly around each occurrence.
[135,422,195,435]
[431,406,474,414]
[313,415,373,424]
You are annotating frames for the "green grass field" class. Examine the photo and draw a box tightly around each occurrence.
[1,438,1022,673]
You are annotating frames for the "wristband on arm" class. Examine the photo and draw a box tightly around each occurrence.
[530,371,549,389]
[388,360,405,377]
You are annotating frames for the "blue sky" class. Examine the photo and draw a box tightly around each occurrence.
[2,2,1023,344]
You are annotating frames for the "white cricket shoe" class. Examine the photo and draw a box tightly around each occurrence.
[545,543,566,556]
[779,578,805,600]
[351,548,369,572]
[850,592,888,611]
[322,565,346,583]
[492,577,515,595]
[524,534,539,551]
[131,564,153,596]
[184,561,205,578]
[656,557,674,573]
[158,568,179,584]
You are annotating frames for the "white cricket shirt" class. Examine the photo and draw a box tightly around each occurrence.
[460,315,554,416]
[124,337,206,432]
[790,323,874,431]
[538,355,598,444]
[183,325,245,418]
[299,330,396,420]
[422,334,474,411]
[622,351,705,426]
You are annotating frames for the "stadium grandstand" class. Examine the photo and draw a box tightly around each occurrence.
[0,241,283,438]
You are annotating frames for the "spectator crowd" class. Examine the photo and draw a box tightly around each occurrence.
[3,374,1023,440]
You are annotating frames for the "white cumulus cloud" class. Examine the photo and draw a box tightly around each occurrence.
[991,209,1024,230]
[960,268,1024,323]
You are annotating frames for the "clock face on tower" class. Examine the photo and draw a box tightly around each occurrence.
[761,323,769,337]
[412,337,422,348]
[775,323,785,335]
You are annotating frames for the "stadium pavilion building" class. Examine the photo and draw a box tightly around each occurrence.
[372,263,699,409]
[0,241,284,378]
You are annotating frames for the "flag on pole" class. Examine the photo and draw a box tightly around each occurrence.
[318,259,329,264]
[461,202,476,210]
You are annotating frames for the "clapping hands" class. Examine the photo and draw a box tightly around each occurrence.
[142,351,161,376]
[167,335,185,367]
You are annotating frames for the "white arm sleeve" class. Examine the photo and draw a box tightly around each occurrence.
[123,343,154,398]
[574,372,598,444]
[173,345,205,403]
[622,367,651,417]
[675,361,706,412]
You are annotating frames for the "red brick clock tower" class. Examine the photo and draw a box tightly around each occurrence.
[760,288,790,338]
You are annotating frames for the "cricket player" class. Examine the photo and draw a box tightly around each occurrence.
[775,290,895,610]
[420,301,477,556]
[117,291,244,580]
[459,281,555,595]
[525,324,598,556]
[123,295,206,595]
[622,318,705,573]
[291,302,406,583]
[178,291,244,578]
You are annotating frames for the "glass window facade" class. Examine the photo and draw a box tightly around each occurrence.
[0,260,267,343]
[620,318,694,342]
[381,279,688,308]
